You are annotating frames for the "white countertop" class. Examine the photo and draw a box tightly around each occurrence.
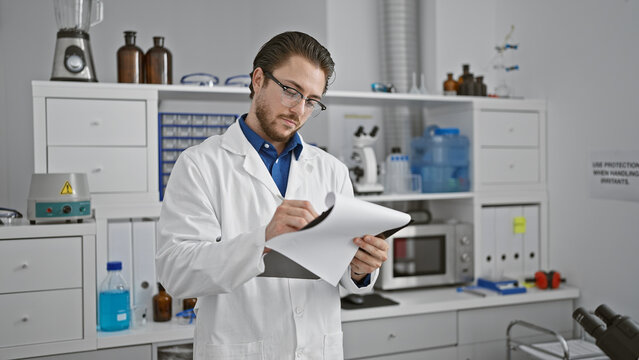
[341,286,580,322]
[97,285,579,349]
[0,219,96,239]
[98,320,195,349]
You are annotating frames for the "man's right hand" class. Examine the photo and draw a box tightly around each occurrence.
[264,200,318,252]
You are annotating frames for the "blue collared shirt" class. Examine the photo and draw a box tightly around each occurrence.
[239,114,370,287]
[238,114,303,197]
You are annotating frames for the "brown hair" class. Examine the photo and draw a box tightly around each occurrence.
[249,31,335,99]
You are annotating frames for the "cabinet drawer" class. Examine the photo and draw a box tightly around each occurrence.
[458,300,573,344]
[343,311,457,359]
[48,146,147,193]
[47,98,146,146]
[481,148,539,184]
[0,289,83,348]
[479,111,539,147]
[0,237,82,293]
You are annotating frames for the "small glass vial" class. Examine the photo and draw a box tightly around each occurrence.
[183,298,197,311]
[443,73,458,96]
[99,261,131,331]
[153,282,172,322]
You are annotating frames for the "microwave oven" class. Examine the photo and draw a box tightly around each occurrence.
[375,222,474,290]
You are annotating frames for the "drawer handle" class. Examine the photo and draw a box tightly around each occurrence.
[388,333,396,340]
[92,167,103,173]
[21,262,29,269]
[509,163,515,169]
[21,315,29,322]
[90,120,102,127]
[508,127,515,133]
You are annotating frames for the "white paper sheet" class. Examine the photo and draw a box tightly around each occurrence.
[265,192,411,286]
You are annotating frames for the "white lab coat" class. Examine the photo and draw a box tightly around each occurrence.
[156,121,377,360]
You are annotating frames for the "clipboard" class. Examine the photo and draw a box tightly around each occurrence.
[258,203,412,280]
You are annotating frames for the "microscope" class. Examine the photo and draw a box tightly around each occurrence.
[573,304,639,360]
[350,126,384,195]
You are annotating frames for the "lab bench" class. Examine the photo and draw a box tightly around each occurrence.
[0,220,578,359]
[26,286,579,360]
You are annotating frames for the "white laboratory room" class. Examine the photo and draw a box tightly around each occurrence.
[1,1,638,359]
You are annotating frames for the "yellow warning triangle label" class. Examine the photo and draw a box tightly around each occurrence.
[60,181,74,195]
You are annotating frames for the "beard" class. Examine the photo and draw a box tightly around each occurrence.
[254,92,303,143]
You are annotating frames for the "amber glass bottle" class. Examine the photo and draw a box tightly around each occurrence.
[443,73,458,95]
[153,283,172,322]
[183,298,197,311]
[475,76,487,96]
[457,64,470,84]
[117,31,144,83]
[145,36,172,84]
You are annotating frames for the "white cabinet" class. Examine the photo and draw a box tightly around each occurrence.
[0,222,96,360]
[476,108,545,190]
[46,98,146,146]
[343,311,457,359]
[48,147,148,193]
[33,82,159,207]
[0,289,83,348]
[0,236,82,292]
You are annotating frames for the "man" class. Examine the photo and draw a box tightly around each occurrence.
[156,31,389,359]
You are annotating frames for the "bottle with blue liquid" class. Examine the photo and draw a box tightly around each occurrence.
[99,261,130,331]
[410,125,470,193]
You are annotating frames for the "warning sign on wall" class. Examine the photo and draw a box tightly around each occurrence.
[590,150,639,202]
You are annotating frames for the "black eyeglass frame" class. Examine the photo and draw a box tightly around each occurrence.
[263,71,327,117]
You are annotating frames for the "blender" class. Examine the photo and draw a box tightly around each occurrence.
[51,0,103,82]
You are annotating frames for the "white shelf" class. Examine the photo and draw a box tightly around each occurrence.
[97,320,194,349]
[357,192,473,202]
[33,81,543,108]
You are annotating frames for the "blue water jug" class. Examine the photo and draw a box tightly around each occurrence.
[410,125,470,193]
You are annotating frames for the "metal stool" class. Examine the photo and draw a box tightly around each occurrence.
[507,320,608,360]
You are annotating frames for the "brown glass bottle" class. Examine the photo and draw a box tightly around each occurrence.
[145,36,172,84]
[183,298,197,311]
[475,76,487,96]
[457,64,470,83]
[117,31,144,83]
[153,283,172,322]
[443,73,458,95]
[457,64,471,95]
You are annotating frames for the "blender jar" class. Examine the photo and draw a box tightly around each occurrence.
[53,0,103,32]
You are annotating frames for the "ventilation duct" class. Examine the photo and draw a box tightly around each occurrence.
[378,0,422,157]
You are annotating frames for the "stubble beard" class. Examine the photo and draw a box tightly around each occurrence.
[254,93,303,143]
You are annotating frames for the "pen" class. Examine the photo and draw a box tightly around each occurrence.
[460,288,486,297]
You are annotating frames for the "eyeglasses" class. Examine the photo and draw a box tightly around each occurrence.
[180,73,252,87]
[264,71,326,118]
[180,73,219,87]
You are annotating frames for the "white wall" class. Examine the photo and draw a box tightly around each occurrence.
[494,0,639,321]
[0,0,327,213]
[429,0,639,321]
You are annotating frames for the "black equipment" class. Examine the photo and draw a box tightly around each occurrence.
[573,304,639,360]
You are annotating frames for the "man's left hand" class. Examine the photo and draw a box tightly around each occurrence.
[350,235,389,281]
